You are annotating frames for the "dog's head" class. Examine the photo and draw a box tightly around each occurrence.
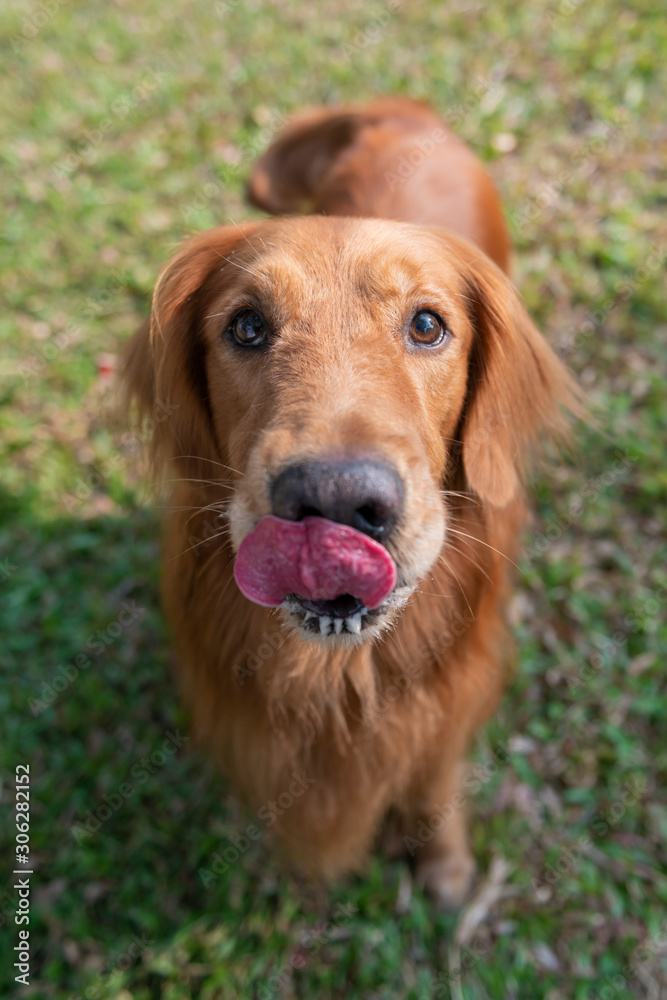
[125,216,576,643]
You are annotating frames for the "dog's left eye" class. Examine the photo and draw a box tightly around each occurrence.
[230,309,268,347]
[409,310,448,347]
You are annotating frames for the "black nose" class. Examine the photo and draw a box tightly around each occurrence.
[270,458,404,542]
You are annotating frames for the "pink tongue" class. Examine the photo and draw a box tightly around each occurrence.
[234,515,397,609]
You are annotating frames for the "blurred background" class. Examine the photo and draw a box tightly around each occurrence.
[1,0,665,997]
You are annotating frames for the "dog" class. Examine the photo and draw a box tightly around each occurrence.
[123,97,577,909]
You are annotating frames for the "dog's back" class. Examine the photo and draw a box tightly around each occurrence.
[247,97,511,273]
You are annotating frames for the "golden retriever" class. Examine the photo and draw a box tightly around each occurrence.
[123,97,577,909]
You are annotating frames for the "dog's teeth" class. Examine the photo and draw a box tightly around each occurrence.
[319,616,331,636]
[333,617,343,634]
[303,611,315,622]
[347,613,362,634]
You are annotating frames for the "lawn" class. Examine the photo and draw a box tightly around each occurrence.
[1,0,666,997]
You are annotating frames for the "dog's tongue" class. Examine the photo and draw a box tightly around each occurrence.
[234,515,396,609]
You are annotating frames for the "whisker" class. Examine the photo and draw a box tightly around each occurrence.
[454,290,478,307]
[440,541,493,587]
[439,489,482,507]
[159,477,235,487]
[212,566,238,612]
[446,526,519,571]
[169,525,233,561]
[195,537,239,595]
[156,503,226,512]
[220,253,263,280]
[441,504,479,515]
[229,217,259,253]
[430,560,475,619]
[169,455,245,477]
[182,502,228,525]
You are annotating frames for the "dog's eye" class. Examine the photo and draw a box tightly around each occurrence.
[409,310,448,347]
[230,309,268,347]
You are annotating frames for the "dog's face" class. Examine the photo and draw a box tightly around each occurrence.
[132,216,571,644]
[215,218,474,640]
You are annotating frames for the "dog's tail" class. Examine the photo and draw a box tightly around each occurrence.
[246,97,511,273]
[246,98,434,217]
[246,106,358,216]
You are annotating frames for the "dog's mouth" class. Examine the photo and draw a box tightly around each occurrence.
[283,592,379,636]
[233,513,397,607]
[281,585,416,641]
[233,513,418,640]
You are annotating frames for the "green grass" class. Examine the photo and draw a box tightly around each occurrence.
[1,0,666,996]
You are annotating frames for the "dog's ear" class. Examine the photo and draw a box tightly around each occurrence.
[121,223,262,482]
[247,107,361,215]
[452,240,581,507]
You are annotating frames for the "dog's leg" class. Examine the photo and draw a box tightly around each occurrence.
[403,752,476,911]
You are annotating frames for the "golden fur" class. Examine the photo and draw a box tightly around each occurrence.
[123,98,577,908]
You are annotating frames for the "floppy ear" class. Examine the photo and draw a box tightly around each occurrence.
[247,106,361,215]
[455,241,581,507]
[121,223,262,483]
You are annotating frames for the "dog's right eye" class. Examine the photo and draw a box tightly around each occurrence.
[230,309,268,347]
[409,309,449,347]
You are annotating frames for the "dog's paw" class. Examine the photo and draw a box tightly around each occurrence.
[416,851,476,911]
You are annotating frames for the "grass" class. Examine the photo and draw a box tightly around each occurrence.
[1,0,666,997]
